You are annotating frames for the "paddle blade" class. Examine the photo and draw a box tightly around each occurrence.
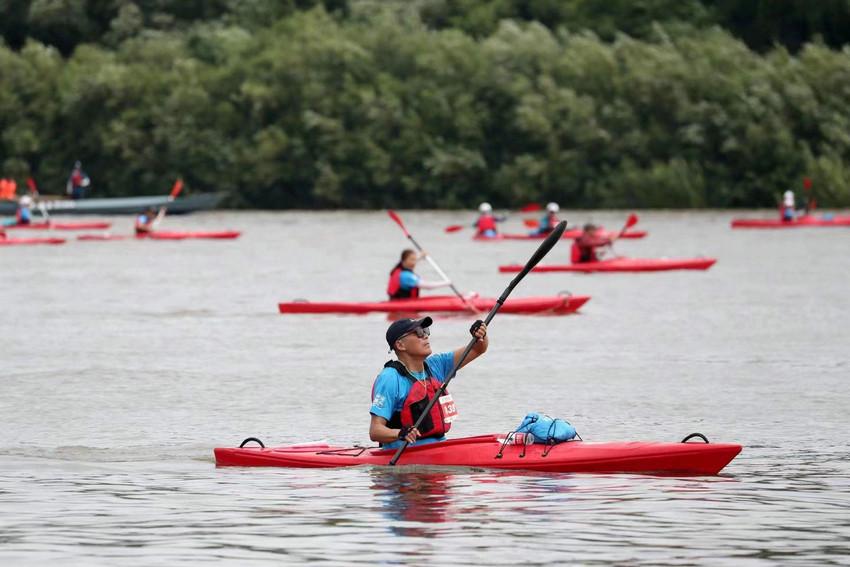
[803,177,812,190]
[26,177,38,193]
[169,179,184,200]
[523,219,539,228]
[387,209,409,236]
[625,213,639,229]
[444,225,464,233]
[519,203,541,212]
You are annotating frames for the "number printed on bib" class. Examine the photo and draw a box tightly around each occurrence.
[439,394,458,423]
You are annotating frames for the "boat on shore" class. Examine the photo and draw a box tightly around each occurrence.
[0,192,225,216]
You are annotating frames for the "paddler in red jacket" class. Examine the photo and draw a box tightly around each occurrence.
[386,249,453,300]
[473,202,506,238]
[571,223,612,264]
[369,317,488,448]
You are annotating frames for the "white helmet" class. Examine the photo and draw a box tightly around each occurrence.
[478,202,492,213]
[20,195,33,207]
[546,202,560,213]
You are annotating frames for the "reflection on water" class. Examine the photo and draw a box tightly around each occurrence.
[371,469,456,533]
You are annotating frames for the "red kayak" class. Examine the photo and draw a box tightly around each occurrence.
[499,257,716,273]
[0,236,65,246]
[77,230,241,241]
[731,214,850,229]
[477,229,646,241]
[149,230,240,240]
[215,434,741,475]
[7,221,112,230]
[278,294,590,315]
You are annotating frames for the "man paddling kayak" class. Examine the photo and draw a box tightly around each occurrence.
[571,223,613,264]
[387,249,452,299]
[781,190,796,222]
[135,208,157,235]
[473,202,506,238]
[530,202,561,236]
[15,195,33,225]
[370,317,488,449]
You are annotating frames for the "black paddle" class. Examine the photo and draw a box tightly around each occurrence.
[389,220,568,466]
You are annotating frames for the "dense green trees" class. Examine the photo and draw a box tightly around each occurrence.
[1,1,849,208]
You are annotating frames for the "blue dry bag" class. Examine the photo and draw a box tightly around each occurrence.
[515,412,577,444]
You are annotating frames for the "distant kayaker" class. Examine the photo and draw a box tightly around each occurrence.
[473,202,506,238]
[531,202,561,236]
[781,190,796,221]
[66,161,91,200]
[387,249,452,300]
[16,195,33,225]
[135,208,157,235]
[370,316,488,448]
[571,223,612,264]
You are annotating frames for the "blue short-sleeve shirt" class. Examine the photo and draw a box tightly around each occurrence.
[370,351,455,449]
[398,270,420,291]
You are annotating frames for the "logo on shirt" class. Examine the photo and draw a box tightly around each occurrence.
[371,393,386,409]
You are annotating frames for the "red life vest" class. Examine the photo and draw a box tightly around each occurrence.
[380,360,454,442]
[475,214,498,234]
[387,265,420,299]
[571,239,598,264]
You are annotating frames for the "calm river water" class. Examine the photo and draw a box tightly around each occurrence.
[1,210,848,565]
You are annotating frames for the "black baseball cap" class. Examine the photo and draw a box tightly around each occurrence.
[386,317,433,348]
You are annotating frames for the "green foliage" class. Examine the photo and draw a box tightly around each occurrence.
[0,2,849,208]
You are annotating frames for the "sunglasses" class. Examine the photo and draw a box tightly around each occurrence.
[400,327,430,340]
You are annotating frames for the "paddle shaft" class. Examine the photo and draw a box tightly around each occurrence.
[38,202,50,222]
[154,180,184,227]
[403,232,467,300]
[389,221,567,466]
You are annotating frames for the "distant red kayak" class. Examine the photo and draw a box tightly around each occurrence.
[215,434,741,475]
[147,230,240,240]
[77,230,241,241]
[7,221,112,230]
[477,229,646,241]
[279,294,590,315]
[499,257,716,273]
[731,214,850,228]
[0,236,65,246]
